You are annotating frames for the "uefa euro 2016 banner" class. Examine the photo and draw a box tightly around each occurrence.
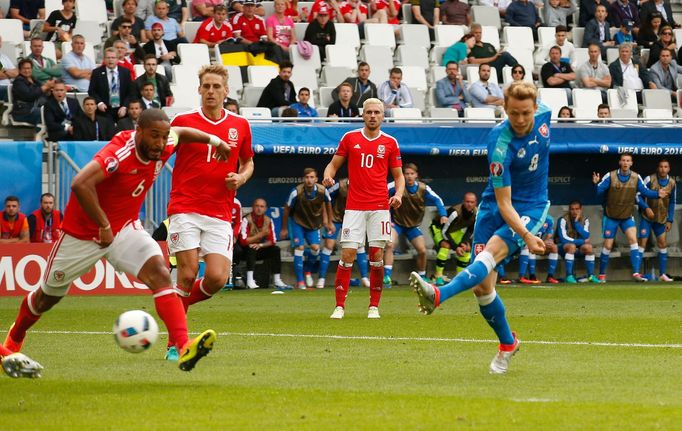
[0,243,166,297]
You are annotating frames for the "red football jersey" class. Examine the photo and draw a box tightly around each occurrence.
[168,109,254,221]
[374,0,400,24]
[193,17,233,43]
[231,13,266,42]
[339,1,368,22]
[335,129,402,211]
[62,130,175,240]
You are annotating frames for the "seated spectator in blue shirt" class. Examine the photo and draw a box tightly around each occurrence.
[505,0,541,40]
[289,87,318,118]
[435,61,468,116]
[614,21,635,45]
[144,0,188,44]
[468,63,504,115]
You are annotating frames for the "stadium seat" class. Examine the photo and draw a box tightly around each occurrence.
[391,107,422,123]
[571,48,590,69]
[607,88,638,118]
[360,45,393,83]
[429,107,461,119]
[503,26,534,52]
[225,65,243,99]
[172,64,200,86]
[74,21,105,47]
[0,19,24,44]
[321,65,352,87]
[466,66,498,85]
[427,87,437,107]
[76,0,108,25]
[317,106,328,117]
[395,45,429,68]
[45,0,63,17]
[642,108,674,123]
[364,24,396,50]
[290,42,322,72]
[1,85,35,127]
[169,83,201,108]
[401,3,413,24]
[399,66,428,91]
[326,44,358,70]
[464,107,496,122]
[261,1,275,16]
[472,6,502,30]
[247,65,279,87]
[240,107,272,121]
[23,41,57,63]
[318,86,334,108]
[133,64,166,78]
[36,105,47,141]
[642,89,673,112]
[177,43,211,67]
[334,24,361,52]
[411,88,426,112]
[571,27,584,49]
[398,24,430,49]
[606,48,619,64]
[294,22,308,43]
[434,25,466,47]
[291,65,319,92]
[675,29,682,46]
[504,47,534,77]
[429,46,448,66]
[572,88,603,121]
[538,88,569,118]
[0,40,20,63]
[241,86,265,107]
[481,25,501,50]
[430,66,446,84]
[62,41,97,63]
[183,21,202,44]
[537,27,555,48]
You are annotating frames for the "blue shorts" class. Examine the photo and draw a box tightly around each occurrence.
[322,221,343,240]
[602,216,635,239]
[472,199,550,265]
[393,223,423,241]
[638,218,667,239]
[291,222,321,247]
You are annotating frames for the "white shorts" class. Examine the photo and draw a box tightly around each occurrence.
[43,220,162,297]
[167,213,233,260]
[339,209,391,249]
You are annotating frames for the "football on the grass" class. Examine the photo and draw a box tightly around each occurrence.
[113,310,159,353]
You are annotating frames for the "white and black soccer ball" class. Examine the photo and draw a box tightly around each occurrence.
[113,310,159,353]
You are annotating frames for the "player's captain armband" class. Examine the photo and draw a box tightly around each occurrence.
[168,129,179,147]
[208,134,221,147]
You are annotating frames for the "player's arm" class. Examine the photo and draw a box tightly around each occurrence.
[279,189,297,239]
[442,210,458,232]
[226,156,254,191]
[323,154,346,187]
[388,166,405,209]
[172,126,234,161]
[494,186,545,254]
[593,172,610,198]
[71,161,114,247]
[323,189,335,233]
[667,183,676,230]
[637,175,666,199]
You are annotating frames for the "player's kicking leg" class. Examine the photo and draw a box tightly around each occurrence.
[1,344,43,379]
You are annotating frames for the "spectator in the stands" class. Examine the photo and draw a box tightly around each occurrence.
[88,47,133,122]
[42,0,77,59]
[640,0,678,29]
[638,12,663,49]
[578,0,608,27]
[257,60,296,116]
[145,0,189,44]
[584,4,615,59]
[142,22,180,78]
[541,46,576,102]
[166,0,189,27]
[340,0,368,25]
[44,79,82,141]
[608,0,640,38]
[72,96,116,141]
[8,0,45,39]
[112,0,149,44]
[478,0,511,17]
[468,23,518,82]
[609,44,656,101]
[28,193,61,244]
[537,25,574,65]
[194,4,235,48]
[442,33,476,66]
[267,0,297,56]
[289,87,318,117]
[614,21,635,45]
[410,0,439,39]
[27,38,62,85]
[308,0,344,23]
[225,99,240,113]
[558,105,573,119]
[12,59,54,126]
[0,36,19,103]
[576,43,612,97]
[505,0,542,40]
[114,40,137,79]
[115,99,143,131]
[439,0,471,26]
[649,48,681,98]
[304,3,335,61]
[648,25,677,67]
[435,61,467,116]
[136,54,173,107]
[331,62,378,106]
[231,0,267,43]
[228,0,266,19]
[328,81,360,118]
[595,103,612,122]
[61,35,95,92]
[468,63,504,115]
[192,0,225,21]
[543,0,576,28]
[0,196,29,244]
[378,67,414,116]
[281,106,298,117]
[369,0,400,25]
[510,64,527,83]
[139,82,161,109]
[105,18,146,63]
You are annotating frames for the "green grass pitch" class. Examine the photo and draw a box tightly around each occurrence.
[1,283,681,430]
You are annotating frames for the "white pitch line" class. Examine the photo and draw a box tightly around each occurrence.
[21,330,682,349]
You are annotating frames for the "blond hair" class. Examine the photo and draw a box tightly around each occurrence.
[198,64,228,86]
[504,81,537,105]
[362,97,384,112]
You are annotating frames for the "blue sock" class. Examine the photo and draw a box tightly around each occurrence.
[585,255,595,276]
[599,249,610,275]
[302,248,312,273]
[384,265,393,279]
[439,251,495,303]
[309,249,320,274]
[478,292,514,345]
[319,248,332,279]
[497,264,506,278]
[659,249,668,275]
[547,253,558,277]
[357,248,369,278]
[629,244,641,274]
[518,251,528,277]
[528,255,537,276]
[294,250,304,283]
[565,253,575,276]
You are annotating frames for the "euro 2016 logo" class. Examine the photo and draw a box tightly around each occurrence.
[490,162,504,177]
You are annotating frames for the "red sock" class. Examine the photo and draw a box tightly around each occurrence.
[334,262,352,308]
[153,288,189,350]
[181,278,212,312]
[0,344,13,356]
[368,247,384,307]
[6,293,41,352]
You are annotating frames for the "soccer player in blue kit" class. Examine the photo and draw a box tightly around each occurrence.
[410,82,550,374]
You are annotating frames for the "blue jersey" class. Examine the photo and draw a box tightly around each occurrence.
[482,103,552,206]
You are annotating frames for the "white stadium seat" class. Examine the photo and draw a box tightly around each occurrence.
[434,25,466,47]
[0,19,24,44]
[538,88,569,119]
[607,88,638,118]
[247,65,278,87]
[572,88,603,121]
[391,107,423,123]
[398,24,430,49]
[472,6,502,30]
[395,45,429,68]
[177,43,211,67]
[225,65,243,99]
[334,24,361,51]
[290,42,322,72]
[642,89,674,112]
[364,23,396,50]
[321,65,352,87]
[326,44,358,70]
[503,26,534,52]
[183,21,202,44]
[399,66,428,91]
[240,107,272,121]
[76,0,108,25]
[464,107,496,122]
[537,27,556,48]
[481,25,501,50]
